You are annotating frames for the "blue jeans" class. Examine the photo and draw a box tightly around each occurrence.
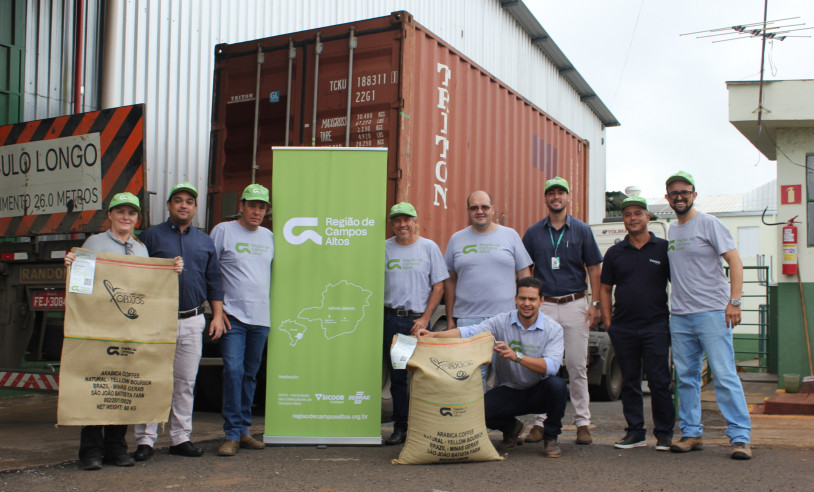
[384,312,420,431]
[457,317,491,392]
[221,315,270,440]
[670,311,751,444]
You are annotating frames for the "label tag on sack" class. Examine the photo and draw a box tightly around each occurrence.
[68,252,98,295]
[390,334,418,369]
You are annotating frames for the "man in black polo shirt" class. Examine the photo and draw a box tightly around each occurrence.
[599,195,674,451]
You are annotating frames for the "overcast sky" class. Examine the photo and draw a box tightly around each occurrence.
[525,0,814,199]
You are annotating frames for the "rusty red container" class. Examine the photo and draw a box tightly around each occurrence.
[208,11,588,249]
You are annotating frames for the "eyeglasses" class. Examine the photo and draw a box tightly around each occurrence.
[667,190,694,199]
[468,204,492,211]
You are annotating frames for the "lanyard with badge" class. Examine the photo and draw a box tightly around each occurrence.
[548,225,565,270]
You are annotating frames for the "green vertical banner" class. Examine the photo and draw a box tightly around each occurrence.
[266,147,386,444]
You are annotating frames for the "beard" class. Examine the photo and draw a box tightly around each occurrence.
[671,200,693,216]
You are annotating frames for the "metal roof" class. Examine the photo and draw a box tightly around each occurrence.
[648,180,777,218]
[500,0,620,128]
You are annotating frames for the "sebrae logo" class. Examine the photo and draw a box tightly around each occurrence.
[387,259,402,270]
[430,357,473,381]
[283,217,322,245]
[103,280,142,319]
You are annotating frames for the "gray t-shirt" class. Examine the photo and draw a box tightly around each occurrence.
[384,237,449,312]
[459,310,563,390]
[667,211,736,315]
[445,225,532,319]
[82,229,148,258]
[210,220,274,326]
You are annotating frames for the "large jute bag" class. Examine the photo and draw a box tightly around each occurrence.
[57,248,178,425]
[393,332,503,464]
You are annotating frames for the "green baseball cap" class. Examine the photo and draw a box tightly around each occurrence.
[241,184,270,205]
[544,176,570,193]
[620,195,648,211]
[169,181,198,199]
[666,170,695,188]
[109,192,141,211]
[389,202,417,218]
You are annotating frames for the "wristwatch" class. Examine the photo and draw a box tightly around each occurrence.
[729,299,742,307]
[591,301,600,308]
[515,351,524,363]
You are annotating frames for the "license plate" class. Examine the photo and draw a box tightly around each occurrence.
[31,291,66,310]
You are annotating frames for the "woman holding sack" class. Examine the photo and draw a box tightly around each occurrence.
[64,192,182,470]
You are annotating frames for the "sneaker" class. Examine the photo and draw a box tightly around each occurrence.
[524,424,544,443]
[495,420,524,451]
[576,425,592,445]
[543,439,561,458]
[670,436,703,453]
[240,434,265,450]
[614,433,646,449]
[218,440,239,457]
[655,436,671,451]
[730,442,752,460]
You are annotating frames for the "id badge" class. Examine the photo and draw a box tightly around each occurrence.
[551,256,560,270]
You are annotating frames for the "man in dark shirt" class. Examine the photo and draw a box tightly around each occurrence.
[522,177,603,445]
[132,182,226,460]
[599,196,673,451]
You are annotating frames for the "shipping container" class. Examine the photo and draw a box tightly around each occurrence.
[208,11,589,250]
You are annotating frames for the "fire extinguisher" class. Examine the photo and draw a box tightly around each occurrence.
[782,216,799,275]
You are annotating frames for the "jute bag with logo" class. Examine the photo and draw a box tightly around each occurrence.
[393,332,503,464]
[58,248,178,425]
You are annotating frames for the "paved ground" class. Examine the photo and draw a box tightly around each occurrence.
[2,379,814,490]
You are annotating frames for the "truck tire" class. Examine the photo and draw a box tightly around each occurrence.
[590,345,623,401]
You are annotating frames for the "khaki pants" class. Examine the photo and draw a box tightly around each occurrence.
[134,314,205,446]
[534,299,591,427]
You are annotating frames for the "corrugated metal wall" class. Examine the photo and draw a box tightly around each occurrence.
[27,0,608,226]
[23,0,102,119]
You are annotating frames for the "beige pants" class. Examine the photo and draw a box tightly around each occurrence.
[135,314,205,446]
[534,299,591,427]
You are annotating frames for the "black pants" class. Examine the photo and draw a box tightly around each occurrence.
[484,376,567,441]
[79,425,128,460]
[608,322,675,439]
[383,311,420,432]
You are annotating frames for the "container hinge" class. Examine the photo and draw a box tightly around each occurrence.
[388,169,402,180]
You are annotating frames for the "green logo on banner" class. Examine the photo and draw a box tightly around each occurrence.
[387,259,401,270]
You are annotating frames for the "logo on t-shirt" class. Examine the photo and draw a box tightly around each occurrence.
[668,237,692,252]
[387,259,402,270]
[462,243,499,254]
[234,242,271,255]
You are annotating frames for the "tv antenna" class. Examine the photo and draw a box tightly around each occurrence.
[680,0,811,128]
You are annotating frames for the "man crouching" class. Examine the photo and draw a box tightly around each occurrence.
[417,277,566,457]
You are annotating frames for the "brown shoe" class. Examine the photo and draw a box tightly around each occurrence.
[218,440,239,457]
[240,434,265,450]
[524,424,544,443]
[495,420,524,451]
[730,442,752,460]
[670,436,703,453]
[576,425,592,445]
[543,439,561,458]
